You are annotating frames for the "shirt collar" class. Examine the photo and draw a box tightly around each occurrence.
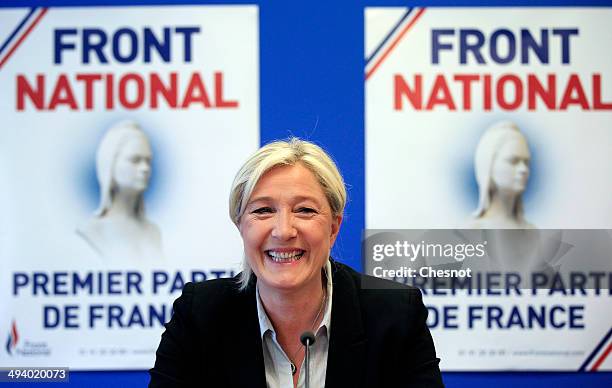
[256,259,334,338]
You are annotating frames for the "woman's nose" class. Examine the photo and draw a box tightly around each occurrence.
[271,212,297,240]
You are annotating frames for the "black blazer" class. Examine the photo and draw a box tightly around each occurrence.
[149,261,444,387]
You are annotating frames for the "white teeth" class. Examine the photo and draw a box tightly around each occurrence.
[267,250,304,262]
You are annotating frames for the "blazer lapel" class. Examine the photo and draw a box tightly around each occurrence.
[325,262,367,388]
[222,284,267,388]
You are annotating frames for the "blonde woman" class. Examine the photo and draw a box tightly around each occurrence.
[150,138,443,388]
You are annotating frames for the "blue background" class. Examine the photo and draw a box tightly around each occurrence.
[1,0,611,386]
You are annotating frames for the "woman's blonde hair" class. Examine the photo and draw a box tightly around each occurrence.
[229,137,346,290]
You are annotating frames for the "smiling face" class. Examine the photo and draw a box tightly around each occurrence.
[238,163,342,293]
[113,135,152,194]
[491,136,530,195]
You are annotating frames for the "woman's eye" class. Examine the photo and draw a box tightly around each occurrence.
[252,207,273,214]
[297,207,317,214]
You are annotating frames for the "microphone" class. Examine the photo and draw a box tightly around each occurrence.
[300,331,316,388]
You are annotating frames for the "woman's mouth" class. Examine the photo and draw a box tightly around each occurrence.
[265,250,305,263]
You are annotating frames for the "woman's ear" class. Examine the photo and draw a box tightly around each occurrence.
[330,214,343,246]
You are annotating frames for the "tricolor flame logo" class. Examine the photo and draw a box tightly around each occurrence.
[5,320,19,355]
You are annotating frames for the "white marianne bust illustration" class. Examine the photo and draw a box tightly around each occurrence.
[77,120,163,261]
[467,121,534,229]
[463,122,558,282]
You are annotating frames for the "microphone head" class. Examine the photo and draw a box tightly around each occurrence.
[300,331,316,346]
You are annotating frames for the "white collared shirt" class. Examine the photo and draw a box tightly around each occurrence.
[256,260,333,388]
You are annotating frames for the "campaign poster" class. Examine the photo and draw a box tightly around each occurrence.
[0,5,259,369]
[365,7,611,371]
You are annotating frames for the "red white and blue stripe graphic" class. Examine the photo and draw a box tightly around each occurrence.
[5,320,19,355]
[579,326,612,372]
[365,7,425,81]
[0,7,48,70]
